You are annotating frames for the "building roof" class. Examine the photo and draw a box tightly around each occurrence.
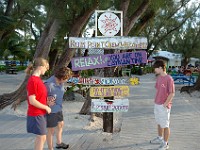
[152,50,182,60]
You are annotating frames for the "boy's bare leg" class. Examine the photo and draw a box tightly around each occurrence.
[164,127,170,143]
[47,128,55,150]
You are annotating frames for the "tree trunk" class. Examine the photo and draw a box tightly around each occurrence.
[79,90,91,115]
[0,75,29,110]
[0,17,61,110]
[0,0,14,41]
[62,5,98,115]
[34,18,60,58]
[49,48,59,70]
[180,73,200,94]
[182,57,189,67]
[0,1,97,110]
[34,0,66,58]
[0,0,64,110]
[57,5,97,67]
[123,0,150,36]
[4,0,14,16]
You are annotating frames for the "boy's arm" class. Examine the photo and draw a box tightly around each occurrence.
[163,76,175,107]
[29,95,51,114]
[163,92,175,107]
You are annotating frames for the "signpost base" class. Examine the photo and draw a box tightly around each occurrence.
[103,112,113,133]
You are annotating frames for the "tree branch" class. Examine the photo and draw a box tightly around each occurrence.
[4,0,14,16]
[124,0,150,36]
[119,0,130,27]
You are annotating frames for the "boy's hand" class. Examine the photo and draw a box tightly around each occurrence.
[45,106,51,114]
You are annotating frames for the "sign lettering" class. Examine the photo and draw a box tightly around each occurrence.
[91,99,129,112]
[90,86,129,97]
[69,37,147,49]
[68,77,140,85]
[71,51,147,71]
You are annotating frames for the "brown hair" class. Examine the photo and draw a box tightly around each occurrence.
[54,66,73,80]
[153,59,166,71]
[25,57,49,75]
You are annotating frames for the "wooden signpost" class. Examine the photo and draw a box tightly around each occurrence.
[67,10,147,133]
[89,85,130,133]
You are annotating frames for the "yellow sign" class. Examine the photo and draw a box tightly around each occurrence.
[90,86,129,97]
[129,77,139,85]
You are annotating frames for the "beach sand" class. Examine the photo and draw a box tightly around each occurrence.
[0,72,200,149]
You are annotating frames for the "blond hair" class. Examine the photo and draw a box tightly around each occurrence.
[25,57,49,75]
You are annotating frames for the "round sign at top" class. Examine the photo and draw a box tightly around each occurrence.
[98,12,121,37]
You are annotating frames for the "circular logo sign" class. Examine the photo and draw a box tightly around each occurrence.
[98,12,121,36]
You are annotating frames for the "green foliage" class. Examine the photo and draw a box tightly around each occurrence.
[0,31,30,60]
[0,15,15,31]
[43,69,52,79]
[157,4,200,65]
[81,69,94,77]
[0,64,26,72]
[140,0,200,60]
[0,65,6,72]
[16,65,26,71]
[1,0,199,69]
[144,66,154,73]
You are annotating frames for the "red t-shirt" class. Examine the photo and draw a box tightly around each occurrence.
[26,76,47,116]
[155,75,175,109]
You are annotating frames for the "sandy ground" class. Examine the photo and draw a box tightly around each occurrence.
[0,71,200,150]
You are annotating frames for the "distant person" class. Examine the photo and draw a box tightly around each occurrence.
[150,60,175,150]
[179,66,184,74]
[45,67,73,150]
[25,57,51,150]
[82,49,90,77]
[167,66,172,73]
[174,66,179,73]
[83,49,89,57]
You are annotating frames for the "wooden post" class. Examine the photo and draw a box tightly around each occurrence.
[103,112,113,133]
[103,96,114,133]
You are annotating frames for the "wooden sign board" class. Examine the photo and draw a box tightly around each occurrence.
[91,99,129,112]
[71,51,147,71]
[69,37,147,49]
[68,77,140,85]
[90,86,129,97]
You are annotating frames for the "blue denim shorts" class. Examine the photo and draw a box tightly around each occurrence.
[27,115,47,135]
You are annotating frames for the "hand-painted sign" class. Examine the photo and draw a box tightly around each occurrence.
[71,51,147,71]
[91,99,129,112]
[97,12,121,36]
[129,77,140,85]
[68,77,140,85]
[69,37,147,49]
[90,86,129,97]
